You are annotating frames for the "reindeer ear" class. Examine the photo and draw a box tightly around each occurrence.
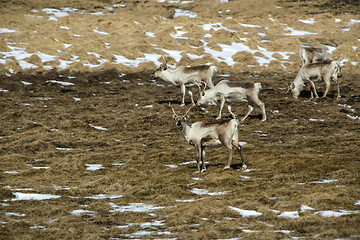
[172,114,177,120]
[184,115,189,121]
[290,83,295,89]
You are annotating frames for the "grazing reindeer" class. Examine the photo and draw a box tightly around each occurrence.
[170,104,246,173]
[153,57,217,106]
[289,60,342,99]
[196,80,266,121]
[299,47,331,66]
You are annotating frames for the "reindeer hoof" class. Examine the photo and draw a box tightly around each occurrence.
[201,168,207,173]
[180,103,185,107]
[242,164,247,170]
[223,166,230,170]
[216,116,221,120]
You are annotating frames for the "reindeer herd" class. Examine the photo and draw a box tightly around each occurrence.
[152,47,343,173]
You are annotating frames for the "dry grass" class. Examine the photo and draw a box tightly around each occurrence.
[1,69,359,239]
[1,0,360,239]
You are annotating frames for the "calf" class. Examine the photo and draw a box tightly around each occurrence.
[196,80,266,121]
[170,104,246,173]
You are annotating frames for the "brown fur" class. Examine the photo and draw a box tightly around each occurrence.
[226,81,254,89]
[306,60,333,68]
[183,65,210,73]
[200,119,229,128]
[304,47,325,53]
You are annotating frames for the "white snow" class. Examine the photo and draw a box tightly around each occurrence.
[299,18,315,24]
[301,205,315,212]
[85,164,104,171]
[12,192,61,201]
[71,209,96,215]
[113,53,162,67]
[228,206,263,217]
[315,210,359,217]
[88,124,108,131]
[173,8,197,18]
[278,211,300,219]
[165,164,178,168]
[5,212,26,217]
[283,26,317,36]
[93,28,109,35]
[309,118,325,122]
[176,199,196,202]
[21,81,33,85]
[56,147,73,151]
[0,28,18,34]
[109,202,164,213]
[46,80,75,86]
[145,32,156,38]
[4,171,18,174]
[310,179,338,184]
[191,188,230,196]
[84,194,123,199]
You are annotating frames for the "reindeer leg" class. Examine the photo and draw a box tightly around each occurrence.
[194,143,202,173]
[336,79,341,99]
[308,79,319,99]
[228,137,246,170]
[224,146,233,170]
[241,104,253,122]
[216,94,225,120]
[252,96,266,121]
[322,79,331,98]
[180,83,186,107]
[187,87,195,106]
[201,147,206,172]
[227,103,237,119]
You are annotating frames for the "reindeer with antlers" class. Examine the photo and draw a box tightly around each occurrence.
[170,104,247,173]
[153,56,217,106]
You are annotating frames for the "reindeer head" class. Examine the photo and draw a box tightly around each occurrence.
[333,60,342,79]
[153,56,168,78]
[286,81,305,99]
[170,103,192,131]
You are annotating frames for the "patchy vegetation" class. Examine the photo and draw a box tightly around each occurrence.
[1,0,359,239]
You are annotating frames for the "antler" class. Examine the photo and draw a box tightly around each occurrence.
[195,81,205,94]
[170,102,192,117]
[285,83,291,94]
[202,82,207,93]
[162,55,167,64]
[169,102,178,117]
[184,106,193,116]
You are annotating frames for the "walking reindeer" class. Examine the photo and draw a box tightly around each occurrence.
[170,104,246,173]
[196,80,266,121]
[153,57,217,106]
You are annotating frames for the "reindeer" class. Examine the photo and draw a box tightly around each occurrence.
[170,104,246,173]
[289,60,342,99]
[196,80,266,121]
[299,47,331,66]
[153,57,217,106]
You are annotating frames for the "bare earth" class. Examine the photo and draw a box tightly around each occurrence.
[1,0,360,239]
